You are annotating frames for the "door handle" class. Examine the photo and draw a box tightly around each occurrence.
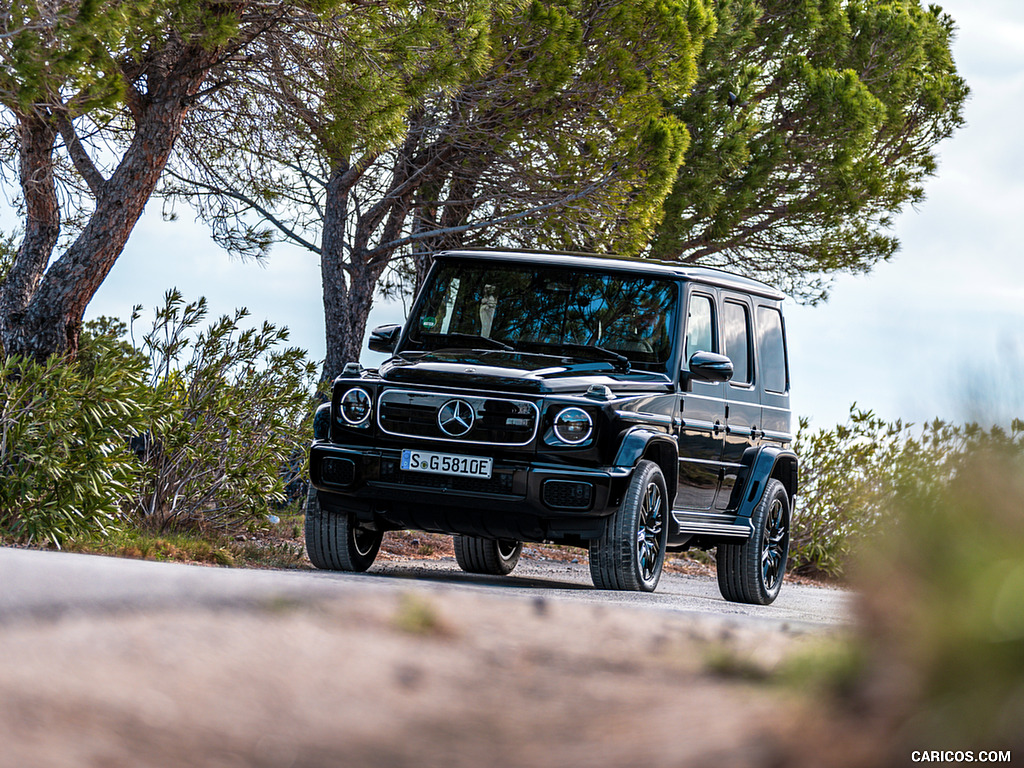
[713,420,723,435]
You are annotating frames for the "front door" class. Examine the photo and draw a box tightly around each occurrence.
[675,290,726,511]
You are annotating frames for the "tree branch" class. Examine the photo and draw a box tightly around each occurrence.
[55,113,107,198]
[372,172,617,259]
[165,168,322,254]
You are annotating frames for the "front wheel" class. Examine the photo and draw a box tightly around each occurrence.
[453,535,523,575]
[589,460,668,592]
[304,486,383,572]
[716,478,790,605]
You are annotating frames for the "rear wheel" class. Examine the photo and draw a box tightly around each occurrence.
[716,478,790,605]
[453,536,523,575]
[304,486,383,572]
[589,460,668,592]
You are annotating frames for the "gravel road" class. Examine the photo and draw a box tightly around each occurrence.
[0,546,855,768]
[0,545,849,628]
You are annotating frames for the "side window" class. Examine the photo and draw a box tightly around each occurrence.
[757,306,788,393]
[722,300,752,385]
[684,293,715,367]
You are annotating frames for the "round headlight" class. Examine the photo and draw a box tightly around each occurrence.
[553,407,593,445]
[340,387,372,425]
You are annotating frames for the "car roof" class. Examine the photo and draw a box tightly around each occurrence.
[434,249,787,301]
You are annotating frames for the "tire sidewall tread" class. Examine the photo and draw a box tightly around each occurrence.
[589,460,668,592]
[304,486,382,572]
[453,535,522,576]
[716,478,790,605]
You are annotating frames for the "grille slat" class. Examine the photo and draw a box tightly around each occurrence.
[377,389,538,445]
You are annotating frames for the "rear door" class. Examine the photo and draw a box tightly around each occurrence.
[755,303,793,447]
[715,293,761,511]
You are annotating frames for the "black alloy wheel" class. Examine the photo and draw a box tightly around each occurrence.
[589,460,668,592]
[716,478,790,605]
[636,479,665,583]
[761,492,788,593]
[304,486,383,572]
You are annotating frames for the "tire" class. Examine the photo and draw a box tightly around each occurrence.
[716,478,790,605]
[453,535,523,575]
[304,485,382,572]
[589,460,668,592]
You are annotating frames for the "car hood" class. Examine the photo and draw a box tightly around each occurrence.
[379,350,673,394]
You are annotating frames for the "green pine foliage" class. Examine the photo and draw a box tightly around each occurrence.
[651,0,968,302]
[0,0,244,114]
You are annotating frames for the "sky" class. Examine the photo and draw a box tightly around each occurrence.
[6,0,1023,430]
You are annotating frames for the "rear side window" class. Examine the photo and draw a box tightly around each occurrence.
[722,300,752,385]
[684,293,715,366]
[757,306,788,393]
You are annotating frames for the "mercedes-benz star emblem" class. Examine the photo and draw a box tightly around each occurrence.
[438,399,475,437]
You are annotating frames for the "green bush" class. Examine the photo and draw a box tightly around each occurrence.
[130,290,317,532]
[0,331,149,545]
[1,290,317,546]
[792,406,979,578]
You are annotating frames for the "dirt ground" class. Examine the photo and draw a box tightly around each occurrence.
[0,553,864,768]
[377,529,829,587]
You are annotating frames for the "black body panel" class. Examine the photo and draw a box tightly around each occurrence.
[309,250,796,550]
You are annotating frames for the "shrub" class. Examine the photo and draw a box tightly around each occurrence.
[0,330,149,545]
[792,406,975,578]
[130,290,317,533]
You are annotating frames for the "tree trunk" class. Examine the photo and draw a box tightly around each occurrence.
[0,43,216,363]
[320,147,420,382]
[319,163,371,382]
[0,116,60,359]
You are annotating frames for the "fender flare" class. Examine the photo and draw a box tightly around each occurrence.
[735,444,799,520]
[613,428,679,503]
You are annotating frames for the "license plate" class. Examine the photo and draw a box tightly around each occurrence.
[400,449,493,479]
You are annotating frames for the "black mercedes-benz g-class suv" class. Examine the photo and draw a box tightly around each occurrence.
[306,250,797,604]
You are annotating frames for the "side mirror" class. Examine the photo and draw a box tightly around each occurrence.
[368,324,402,353]
[686,351,734,383]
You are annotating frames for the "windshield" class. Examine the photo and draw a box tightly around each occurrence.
[405,260,679,373]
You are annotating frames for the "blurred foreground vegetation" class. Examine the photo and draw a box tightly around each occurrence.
[775,423,1024,766]
[792,407,1024,579]
[852,432,1024,757]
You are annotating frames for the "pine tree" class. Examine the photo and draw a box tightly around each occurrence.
[650,0,968,302]
[170,0,713,379]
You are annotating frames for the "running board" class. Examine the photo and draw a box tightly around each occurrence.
[671,518,752,539]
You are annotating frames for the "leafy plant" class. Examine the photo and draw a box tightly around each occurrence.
[793,406,974,577]
[0,329,149,545]
[130,289,316,533]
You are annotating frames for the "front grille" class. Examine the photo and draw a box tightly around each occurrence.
[377,389,538,445]
[321,457,356,487]
[542,480,594,510]
[378,458,516,496]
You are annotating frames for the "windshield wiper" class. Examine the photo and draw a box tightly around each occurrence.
[432,332,515,352]
[555,343,631,373]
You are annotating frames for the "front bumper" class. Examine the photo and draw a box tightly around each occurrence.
[309,442,631,542]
